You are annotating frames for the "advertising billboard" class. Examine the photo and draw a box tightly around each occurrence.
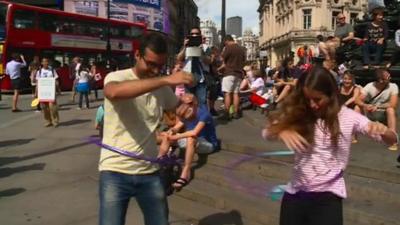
[64,0,169,33]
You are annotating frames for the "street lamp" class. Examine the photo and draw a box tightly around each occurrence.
[221,0,226,42]
[106,0,111,67]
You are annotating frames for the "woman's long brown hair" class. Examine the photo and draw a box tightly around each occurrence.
[267,66,341,147]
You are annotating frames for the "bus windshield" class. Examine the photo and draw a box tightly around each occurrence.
[0,3,6,41]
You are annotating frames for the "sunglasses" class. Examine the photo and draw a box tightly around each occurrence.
[190,32,200,35]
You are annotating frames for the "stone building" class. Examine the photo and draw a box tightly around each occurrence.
[258,0,367,66]
[200,19,219,48]
[227,16,243,37]
[241,29,259,62]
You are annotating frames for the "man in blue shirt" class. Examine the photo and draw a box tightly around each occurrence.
[6,53,26,112]
[167,94,220,189]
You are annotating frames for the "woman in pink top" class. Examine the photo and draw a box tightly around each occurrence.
[264,66,397,225]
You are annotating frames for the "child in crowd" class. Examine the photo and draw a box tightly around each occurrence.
[165,93,219,190]
[95,104,104,138]
[172,59,186,97]
[240,66,273,108]
[75,65,91,109]
[362,9,388,69]
[263,66,397,225]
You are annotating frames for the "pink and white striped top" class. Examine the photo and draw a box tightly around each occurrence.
[285,107,382,198]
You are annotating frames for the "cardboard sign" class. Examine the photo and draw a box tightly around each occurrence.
[38,78,56,102]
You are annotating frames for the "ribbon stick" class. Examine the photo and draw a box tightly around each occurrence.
[87,136,182,166]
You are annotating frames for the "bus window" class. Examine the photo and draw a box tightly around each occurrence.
[110,25,130,39]
[0,3,7,41]
[38,13,58,32]
[130,26,144,38]
[13,9,35,29]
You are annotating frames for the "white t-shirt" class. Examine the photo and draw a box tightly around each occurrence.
[99,69,178,175]
[251,77,265,96]
[76,71,90,83]
[36,67,58,79]
[395,29,400,48]
[362,82,399,108]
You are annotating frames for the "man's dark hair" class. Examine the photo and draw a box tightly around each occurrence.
[190,26,201,34]
[223,35,234,42]
[11,53,19,60]
[138,32,168,56]
[316,35,324,42]
[375,68,389,80]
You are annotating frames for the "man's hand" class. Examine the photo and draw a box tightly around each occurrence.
[167,71,193,86]
[364,104,377,112]
[377,38,384,45]
[183,38,189,47]
[278,130,310,153]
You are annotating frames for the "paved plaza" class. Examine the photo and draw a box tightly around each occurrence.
[0,92,399,225]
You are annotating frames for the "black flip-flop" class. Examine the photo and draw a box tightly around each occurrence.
[173,177,189,191]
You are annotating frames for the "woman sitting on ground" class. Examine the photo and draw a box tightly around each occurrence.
[273,57,298,106]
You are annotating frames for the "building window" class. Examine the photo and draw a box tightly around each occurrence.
[331,11,340,30]
[350,13,358,25]
[303,9,312,30]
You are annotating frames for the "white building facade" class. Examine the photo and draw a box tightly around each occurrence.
[241,29,259,62]
[200,19,219,48]
[258,0,368,66]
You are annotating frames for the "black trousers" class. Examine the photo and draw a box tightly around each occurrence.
[280,191,343,225]
[79,91,89,108]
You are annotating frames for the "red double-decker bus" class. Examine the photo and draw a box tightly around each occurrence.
[0,1,146,91]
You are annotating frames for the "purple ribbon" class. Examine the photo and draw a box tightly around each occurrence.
[225,150,344,201]
[87,136,182,166]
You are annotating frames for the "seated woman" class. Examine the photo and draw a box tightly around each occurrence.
[339,71,361,111]
[273,57,298,106]
[339,71,362,143]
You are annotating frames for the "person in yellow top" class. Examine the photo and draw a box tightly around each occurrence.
[99,32,193,225]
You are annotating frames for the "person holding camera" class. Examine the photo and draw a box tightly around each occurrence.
[177,27,211,106]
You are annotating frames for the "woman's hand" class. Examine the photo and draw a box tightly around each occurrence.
[278,130,310,153]
[367,121,388,136]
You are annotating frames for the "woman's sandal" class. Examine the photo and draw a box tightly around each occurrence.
[172,177,189,191]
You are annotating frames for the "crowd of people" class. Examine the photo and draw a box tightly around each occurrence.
[95,21,399,225]
[2,54,105,127]
[1,8,399,225]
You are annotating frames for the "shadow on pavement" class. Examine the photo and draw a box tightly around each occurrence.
[0,138,35,148]
[58,119,91,127]
[0,142,90,167]
[0,163,46,178]
[0,188,26,198]
[198,210,244,225]
[0,106,11,110]
[58,107,71,111]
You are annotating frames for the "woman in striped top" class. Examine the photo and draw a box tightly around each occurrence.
[264,66,397,225]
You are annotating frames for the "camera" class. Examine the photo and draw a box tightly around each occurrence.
[187,35,202,47]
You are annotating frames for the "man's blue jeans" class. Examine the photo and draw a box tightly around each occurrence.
[99,171,169,225]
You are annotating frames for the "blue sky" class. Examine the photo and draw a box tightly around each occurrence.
[194,0,260,35]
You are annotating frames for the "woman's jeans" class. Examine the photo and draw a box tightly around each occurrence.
[99,171,169,225]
